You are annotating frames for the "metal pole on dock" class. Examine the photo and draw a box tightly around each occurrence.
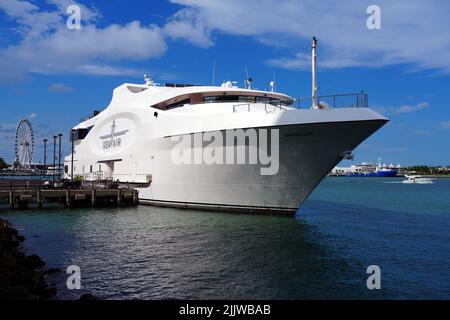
[53,136,57,184]
[9,191,14,210]
[43,139,48,178]
[311,36,318,109]
[37,185,42,209]
[58,133,62,181]
[71,129,75,183]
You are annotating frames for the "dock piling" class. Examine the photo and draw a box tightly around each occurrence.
[91,190,96,207]
[66,190,71,208]
[9,191,14,210]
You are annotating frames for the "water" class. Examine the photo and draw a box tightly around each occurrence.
[1,177,450,299]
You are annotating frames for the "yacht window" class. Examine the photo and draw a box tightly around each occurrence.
[166,98,191,109]
[239,96,255,103]
[152,93,293,110]
[204,96,218,103]
[255,97,271,103]
[71,126,94,141]
[203,95,255,103]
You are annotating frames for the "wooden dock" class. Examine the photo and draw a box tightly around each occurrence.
[0,180,138,209]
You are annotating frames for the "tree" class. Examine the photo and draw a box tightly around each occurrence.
[0,157,9,170]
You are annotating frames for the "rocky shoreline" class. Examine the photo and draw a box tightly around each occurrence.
[0,218,58,300]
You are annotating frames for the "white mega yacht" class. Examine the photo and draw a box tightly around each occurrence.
[64,38,388,214]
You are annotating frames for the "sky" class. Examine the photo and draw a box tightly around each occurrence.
[0,0,449,166]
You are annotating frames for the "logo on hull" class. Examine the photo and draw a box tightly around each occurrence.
[99,120,129,150]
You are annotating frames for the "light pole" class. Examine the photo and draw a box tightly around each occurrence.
[43,139,48,177]
[53,136,57,184]
[58,133,62,180]
[71,130,75,183]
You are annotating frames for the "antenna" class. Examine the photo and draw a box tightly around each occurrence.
[270,72,276,92]
[311,36,318,109]
[244,66,253,90]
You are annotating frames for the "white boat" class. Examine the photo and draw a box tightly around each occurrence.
[402,175,433,184]
[64,38,388,214]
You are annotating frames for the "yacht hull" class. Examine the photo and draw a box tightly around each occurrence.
[137,119,387,214]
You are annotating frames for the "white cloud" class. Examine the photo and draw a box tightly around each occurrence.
[413,129,430,136]
[374,102,430,115]
[0,0,167,81]
[48,83,75,93]
[163,8,213,48]
[391,102,430,114]
[440,121,450,129]
[169,0,450,73]
[46,0,100,22]
[29,112,38,118]
[3,0,450,83]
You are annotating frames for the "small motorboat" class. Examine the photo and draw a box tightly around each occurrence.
[402,174,433,184]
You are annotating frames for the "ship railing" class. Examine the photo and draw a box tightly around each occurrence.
[232,93,368,112]
[82,171,112,182]
[232,102,288,113]
[295,92,369,109]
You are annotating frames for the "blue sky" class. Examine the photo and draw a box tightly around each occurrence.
[0,0,449,166]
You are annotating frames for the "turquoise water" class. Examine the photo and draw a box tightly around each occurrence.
[1,177,450,299]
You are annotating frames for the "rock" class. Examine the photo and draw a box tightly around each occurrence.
[43,268,61,275]
[1,240,20,254]
[0,220,8,228]
[9,285,29,299]
[41,287,57,300]
[79,293,98,300]
[0,255,16,269]
[0,273,11,291]
[0,217,54,300]
[26,271,46,288]
[0,226,18,238]
[24,254,46,270]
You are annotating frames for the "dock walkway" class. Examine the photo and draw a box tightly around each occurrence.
[0,180,138,209]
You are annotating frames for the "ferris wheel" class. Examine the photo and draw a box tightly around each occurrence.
[15,119,35,169]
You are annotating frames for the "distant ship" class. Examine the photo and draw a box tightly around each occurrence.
[332,159,399,177]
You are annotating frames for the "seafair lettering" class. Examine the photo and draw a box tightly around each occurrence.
[103,137,122,150]
[99,119,129,150]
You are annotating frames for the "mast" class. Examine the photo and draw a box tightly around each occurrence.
[311,36,318,109]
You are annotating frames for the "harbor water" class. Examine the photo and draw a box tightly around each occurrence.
[1,177,450,299]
